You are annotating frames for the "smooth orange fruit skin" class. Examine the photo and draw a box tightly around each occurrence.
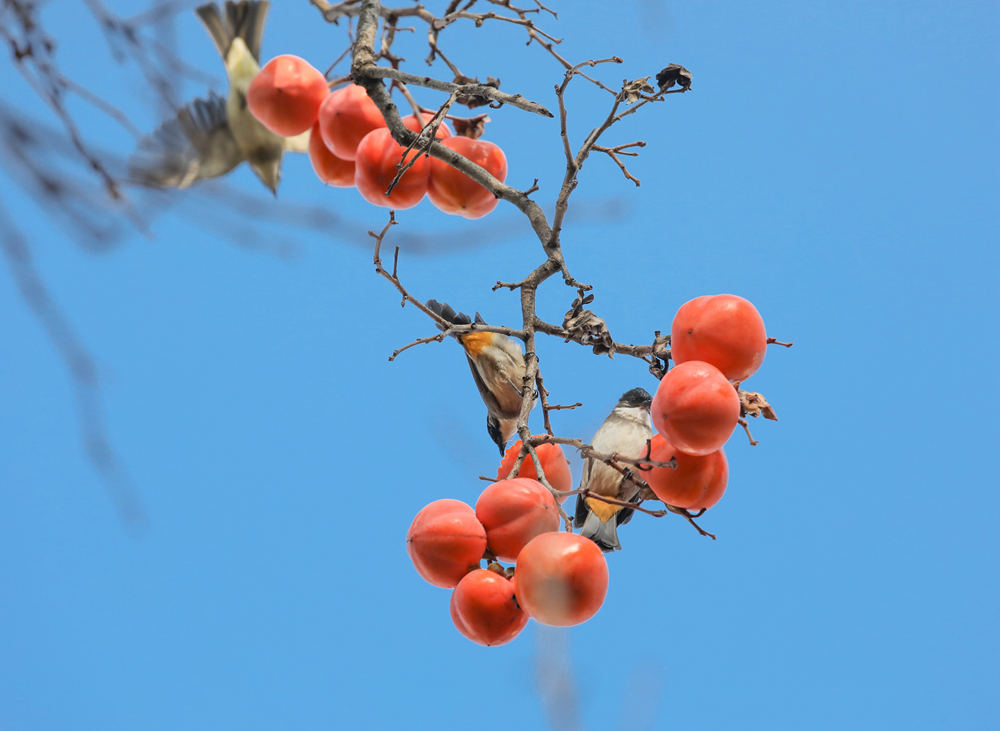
[427,136,507,219]
[450,569,528,646]
[651,361,740,456]
[308,122,355,187]
[317,84,387,161]
[514,532,608,627]
[406,499,487,589]
[496,440,572,503]
[354,128,428,209]
[643,433,729,509]
[247,55,329,137]
[671,294,767,383]
[475,478,560,562]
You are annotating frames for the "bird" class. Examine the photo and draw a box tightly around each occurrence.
[128,1,308,194]
[425,299,531,456]
[574,387,654,553]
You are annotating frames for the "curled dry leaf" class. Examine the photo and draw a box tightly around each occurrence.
[453,74,501,109]
[618,76,655,104]
[451,114,490,139]
[656,63,693,91]
[739,389,778,421]
[563,293,616,356]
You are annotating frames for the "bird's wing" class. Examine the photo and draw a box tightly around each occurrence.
[573,458,594,528]
[195,4,230,59]
[129,92,243,188]
[283,128,311,153]
[464,354,504,416]
[197,1,269,63]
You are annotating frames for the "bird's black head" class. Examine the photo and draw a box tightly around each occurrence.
[487,415,507,456]
[618,387,653,409]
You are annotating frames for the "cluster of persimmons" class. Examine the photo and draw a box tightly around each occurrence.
[247,55,507,218]
[407,294,776,646]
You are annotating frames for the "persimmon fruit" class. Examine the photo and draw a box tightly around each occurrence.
[514,531,608,627]
[307,122,355,187]
[475,478,560,562]
[643,433,729,510]
[496,440,572,503]
[427,136,507,219]
[247,55,329,137]
[671,294,768,383]
[354,114,450,209]
[317,83,387,161]
[651,361,740,456]
[406,499,487,589]
[450,569,528,646]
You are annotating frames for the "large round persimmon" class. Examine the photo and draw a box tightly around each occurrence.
[496,440,573,503]
[450,569,528,646]
[427,136,507,219]
[476,478,560,562]
[651,361,740,456]
[643,433,729,510]
[307,122,355,187]
[406,499,487,589]
[671,294,767,383]
[317,84,387,161]
[248,55,329,137]
[514,532,608,627]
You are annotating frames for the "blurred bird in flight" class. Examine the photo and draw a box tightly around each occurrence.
[129,1,308,194]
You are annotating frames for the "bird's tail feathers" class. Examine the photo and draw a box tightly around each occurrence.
[426,299,489,336]
[578,507,622,553]
[197,1,269,62]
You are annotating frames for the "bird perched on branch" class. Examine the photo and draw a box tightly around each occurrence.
[129,1,307,194]
[425,299,532,456]
[575,387,654,553]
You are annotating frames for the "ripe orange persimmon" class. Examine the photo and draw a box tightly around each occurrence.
[643,433,729,510]
[317,84,386,161]
[354,115,449,209]
[475,478,559,562]
[450,569,528,646]
[496,440,572,503]
[651,361,740,456]
[514,532,608,627]
[427,136,507,219]
[247,55,329,137]
[307,122,355,187]
[406,499,487,589]
[671,294,768,383]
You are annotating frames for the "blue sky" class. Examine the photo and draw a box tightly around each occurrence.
[1,1,998,729]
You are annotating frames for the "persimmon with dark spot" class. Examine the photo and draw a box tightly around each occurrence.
[427,136,507,219]
[496,439,572,503]
[450,568,528,646]
[476,478,560,562]
[514,532,608,627]
[671,294,768,383]
[406,499,487,588]
[651,360,740,456]
[247,55,329,137]
[643,433,729,510]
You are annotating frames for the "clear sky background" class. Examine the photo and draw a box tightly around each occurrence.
[1,1,998,729]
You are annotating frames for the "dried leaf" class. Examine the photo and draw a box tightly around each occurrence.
[618,76,655,104]
[453,75,501,109]
[739,390,778,421]
[451,114,490,139]
[656,64,692,91]
[563,293,615,356]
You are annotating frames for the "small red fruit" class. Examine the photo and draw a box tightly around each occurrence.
[354,115,450,209]
[643,433,729,510]
[406,499,487,588]
[651,361,740,456]
[476,478,560,562]
[450,569,528,646]
[307,122,355,187]
[247,55,329,137]
[671,294,768,383]
[496,439,573,503]
[514,532,608,627]
[317,84,387,161]
[427,136,507,219]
